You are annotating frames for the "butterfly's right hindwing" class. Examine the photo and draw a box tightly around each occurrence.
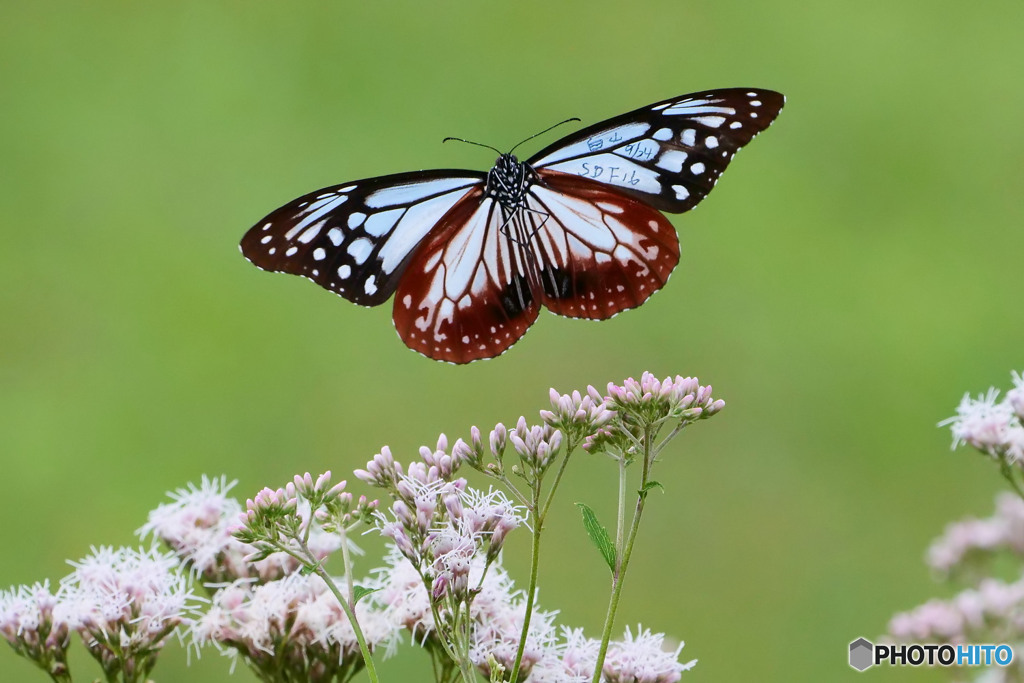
[240,171,485,306]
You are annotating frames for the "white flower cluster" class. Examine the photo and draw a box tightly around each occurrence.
[193,572,398,679]
[927,493,1024,573]
[140,475,342,584]
[943,371,1024,462]
[370,549,692,683]
[1,545,195,683]
[887,373,1024,681]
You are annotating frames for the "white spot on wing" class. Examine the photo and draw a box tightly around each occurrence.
[692,116,726,128]
[338,264,351,279]
[681,129,696,146]
[348,212,366,228]
[347,237,373,264]
[297,221,324,244]
[690,163,706,175]
[656,150,688,173]
[313,247,326,261]
[672,184,690,200]
[652,127,673,141]
[328,228,343,246]
[364,208,404,237]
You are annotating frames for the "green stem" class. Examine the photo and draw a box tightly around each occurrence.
[615,450,627,562]
[507,515,542,683]
[457,600,477,683]
[539,438,576,521]
[652,419,688,458]
[1000,460,1024,501]
[428,643,442,683]
[309,561,380,683]
[338,526,356,607]
[418,569,474,682]
[508,439,578,683]
[495,474,531,508]
[591,425,653,683]
[289,537,379,683]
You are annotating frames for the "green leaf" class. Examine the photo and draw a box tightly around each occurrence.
[639,480,664,497]
[352,585,380,604]
[575,502,616,573]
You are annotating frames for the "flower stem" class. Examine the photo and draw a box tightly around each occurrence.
[419,569,475,682]
[591,425,654,683]
[339,526,356,607]
[507,516,542,682]
[508,438,578,683]
[539,438,576,521]
[295,538,380,683]
[615,450,627,561]
[1000,460,1024,502]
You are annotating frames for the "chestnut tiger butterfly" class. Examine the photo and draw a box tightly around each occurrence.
[240,88,784,363]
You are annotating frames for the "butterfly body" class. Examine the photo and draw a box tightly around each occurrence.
[485,154,536,212]
[241,89,784,363]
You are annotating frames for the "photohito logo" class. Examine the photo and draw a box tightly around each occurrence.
[848,638,1013,671]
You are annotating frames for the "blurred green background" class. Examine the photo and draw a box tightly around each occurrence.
[2,1,1022,681]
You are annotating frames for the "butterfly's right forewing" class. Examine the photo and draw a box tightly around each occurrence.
[240,171,485,306]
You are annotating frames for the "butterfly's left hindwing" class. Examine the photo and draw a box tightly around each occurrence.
[240,171,485,306]
[528,88,784,213]
[392,189,541,364]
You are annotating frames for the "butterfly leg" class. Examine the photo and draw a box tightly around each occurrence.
[521,206,549,243]
[497,207,517,241]
[498,206,549,247]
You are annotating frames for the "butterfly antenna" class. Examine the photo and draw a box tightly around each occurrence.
[442,137,503,155]
[507,117,581,155]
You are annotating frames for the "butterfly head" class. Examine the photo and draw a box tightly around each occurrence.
[486,153,532,210]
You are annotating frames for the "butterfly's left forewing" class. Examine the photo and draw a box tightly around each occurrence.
[240,171,485,306]
[528,88,784,214]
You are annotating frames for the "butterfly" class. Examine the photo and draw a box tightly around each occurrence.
[240,88,784,363]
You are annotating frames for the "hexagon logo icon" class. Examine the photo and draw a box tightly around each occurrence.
[850,637,874,671]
